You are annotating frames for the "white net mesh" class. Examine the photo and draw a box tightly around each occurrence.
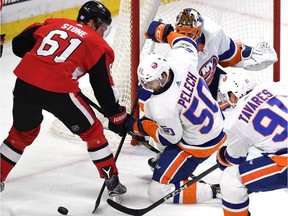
[52,0,276,140]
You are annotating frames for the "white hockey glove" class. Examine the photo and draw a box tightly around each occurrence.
[234,41,278,71]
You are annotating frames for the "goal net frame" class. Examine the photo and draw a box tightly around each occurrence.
[51,0,281,142]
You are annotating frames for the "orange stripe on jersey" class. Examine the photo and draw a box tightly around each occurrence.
[141,120,159,143]
[223,208,249,216]
[178,134,227,158]
[219,102,231,111]
[167,32,189,47]
[270,155,288,167]
[138,101,145,112]
[161,151,190,184]
[219,43,242,67]
[241,163,285,184]
[183,180,197,204]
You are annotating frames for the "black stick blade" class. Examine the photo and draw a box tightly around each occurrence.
[107,199,162,216]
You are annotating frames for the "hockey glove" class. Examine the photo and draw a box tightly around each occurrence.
[234,41,278,71]
[216,146,231,171]
[127,117,158,138]
[108,106,128,137]
[145,21,174,43]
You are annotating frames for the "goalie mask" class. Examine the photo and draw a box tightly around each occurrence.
[137,53,170,90]
[175,8,204,41]
[77,1,112,34]
[218,72,255,107]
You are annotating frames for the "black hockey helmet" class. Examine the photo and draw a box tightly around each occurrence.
[77,1,112,28]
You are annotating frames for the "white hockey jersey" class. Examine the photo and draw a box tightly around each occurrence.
[144,36,226,158]
[224,82,288,165]
[197,17,240,86]
[139,17,241,111]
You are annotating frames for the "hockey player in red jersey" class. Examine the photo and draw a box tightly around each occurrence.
[0,1,128,200]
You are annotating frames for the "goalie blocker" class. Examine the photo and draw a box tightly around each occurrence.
[234,41,278,71]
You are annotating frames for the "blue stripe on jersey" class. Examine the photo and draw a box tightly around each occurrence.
[158,133,175,146]
[222,198,249,210]
[172,37,198,52]
[173,181,181,203]
[139,85,153,101]
[226,151,247,165]
[218,38,236,61]
[238,156,288,192]
[262,147,288,157]
[180,130,225,148]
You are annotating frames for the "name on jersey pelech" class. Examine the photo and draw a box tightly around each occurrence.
[61,23,88,38]
[238,89,274,123]
[177,71,197,109]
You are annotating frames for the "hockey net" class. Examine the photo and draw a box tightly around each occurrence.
[52,0,280,141]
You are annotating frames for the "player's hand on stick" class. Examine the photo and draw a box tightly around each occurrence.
[145,21,174,43]
[108,106,128,137]
[127,117,156,137]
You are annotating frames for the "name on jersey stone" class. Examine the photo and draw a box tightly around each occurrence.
[61,24,88,38]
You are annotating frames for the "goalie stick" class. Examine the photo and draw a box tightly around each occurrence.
[107,164,218,215]
[89,85,143,214]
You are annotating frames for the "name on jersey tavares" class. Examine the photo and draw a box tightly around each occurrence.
[238,89,274,123]
[177,71,197,109]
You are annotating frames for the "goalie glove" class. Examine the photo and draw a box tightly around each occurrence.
[234,41,278,71]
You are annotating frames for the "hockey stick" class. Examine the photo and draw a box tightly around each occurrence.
[127,131,161,154]
[90,85,143,214]
[107,164,218,215]
[80,92,106,116]
[80,93,160,155]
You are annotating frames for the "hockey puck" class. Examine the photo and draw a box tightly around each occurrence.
[57,206,69,215]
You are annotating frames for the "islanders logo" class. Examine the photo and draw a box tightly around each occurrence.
[199,56,218,85]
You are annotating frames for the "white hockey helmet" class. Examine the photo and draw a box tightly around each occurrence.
[175,8,204,41]
[137,53,170,89]
[218,72,255,107]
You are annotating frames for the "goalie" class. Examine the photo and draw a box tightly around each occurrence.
[139,8,278,113]
[140,8,278,170]
[174,8,277,103]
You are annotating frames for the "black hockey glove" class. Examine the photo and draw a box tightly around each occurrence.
[108,106,129,137]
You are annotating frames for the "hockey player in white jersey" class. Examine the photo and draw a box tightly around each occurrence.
[216,73,288,216]
[127,21,226,204]
[141,8,277,170]
[139,8,278,112]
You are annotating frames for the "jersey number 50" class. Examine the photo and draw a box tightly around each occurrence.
[183,79,219,134]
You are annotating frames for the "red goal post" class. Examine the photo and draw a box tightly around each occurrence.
[51,0,281,142]
[112,0,281,111]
